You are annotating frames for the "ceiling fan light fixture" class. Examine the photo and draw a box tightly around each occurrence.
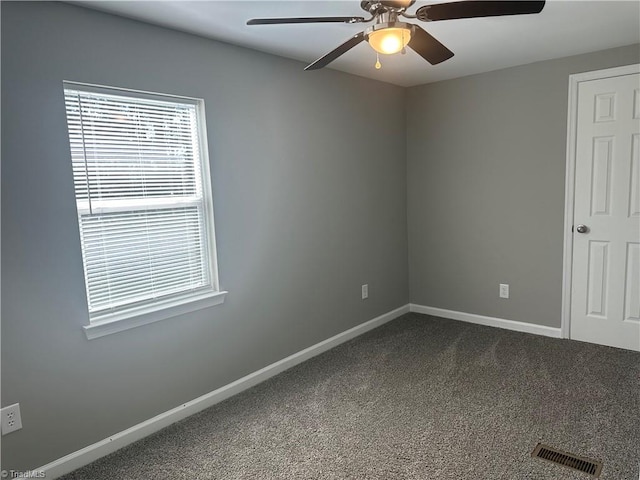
[247,1,546,70]
[367,26,411,55]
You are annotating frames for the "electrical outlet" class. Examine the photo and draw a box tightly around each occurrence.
[1,403,23,435]
[361,284,369,300]
[499,284,509,299]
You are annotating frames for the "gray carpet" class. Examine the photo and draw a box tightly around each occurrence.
[60,313,640,479]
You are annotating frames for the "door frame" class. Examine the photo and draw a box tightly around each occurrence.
[561,63,640,339]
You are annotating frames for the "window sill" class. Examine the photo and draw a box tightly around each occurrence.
[83,291,227,340]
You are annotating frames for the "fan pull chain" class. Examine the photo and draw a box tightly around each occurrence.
[375,52,381,70]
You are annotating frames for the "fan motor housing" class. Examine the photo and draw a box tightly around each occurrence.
[361,0,416,14]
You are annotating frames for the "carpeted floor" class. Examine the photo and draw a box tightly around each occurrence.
[60,313,640,479]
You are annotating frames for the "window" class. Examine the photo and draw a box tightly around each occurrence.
[64,82,225,339]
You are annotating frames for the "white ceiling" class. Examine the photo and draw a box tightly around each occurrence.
[72,1,640,87]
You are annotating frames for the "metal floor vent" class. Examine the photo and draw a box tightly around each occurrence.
[532,443,602,477]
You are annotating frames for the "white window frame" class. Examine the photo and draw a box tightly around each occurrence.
[63,82,226,340]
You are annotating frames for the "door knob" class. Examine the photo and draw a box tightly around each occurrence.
[576,224,589,234]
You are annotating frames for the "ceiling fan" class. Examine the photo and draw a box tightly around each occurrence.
[247,1,546,70]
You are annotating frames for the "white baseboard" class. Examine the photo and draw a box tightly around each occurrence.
[34,304,410,479]
[409,304,562,338]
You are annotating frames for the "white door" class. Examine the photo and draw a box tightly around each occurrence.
[570,69,640,351]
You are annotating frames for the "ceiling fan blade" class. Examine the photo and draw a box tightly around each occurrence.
[304,32,366,71]
[247,16,365,25]
[407,26,454,65]
[416,1,545,22]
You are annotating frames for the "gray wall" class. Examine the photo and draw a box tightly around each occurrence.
[0,2,408,471]
[407,44,640,328]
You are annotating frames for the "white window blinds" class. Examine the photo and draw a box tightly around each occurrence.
[63,84,218,320]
